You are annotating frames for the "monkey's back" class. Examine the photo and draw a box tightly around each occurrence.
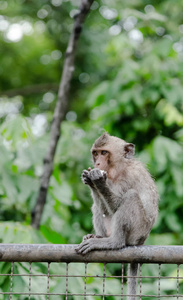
[124,159,159,227]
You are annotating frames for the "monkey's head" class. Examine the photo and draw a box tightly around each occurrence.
[91,133,135,171]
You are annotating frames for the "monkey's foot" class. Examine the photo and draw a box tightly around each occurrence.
[82,234,102,241]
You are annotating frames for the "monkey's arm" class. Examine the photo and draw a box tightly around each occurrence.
[82,168,121,214]
[82,169,106,209]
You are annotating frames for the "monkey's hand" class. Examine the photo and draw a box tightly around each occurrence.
[88,168,107,186]
[75,238,99,255]
[82,168,107,190]
[76,237,113,255]
[76,237,125,255]
[82,169,95,187]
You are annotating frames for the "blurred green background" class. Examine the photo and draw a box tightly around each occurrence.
[0,0,183,298]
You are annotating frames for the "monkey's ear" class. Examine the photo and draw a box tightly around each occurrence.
[124,143,135,159]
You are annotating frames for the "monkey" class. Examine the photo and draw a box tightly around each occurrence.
[75,133,158,299]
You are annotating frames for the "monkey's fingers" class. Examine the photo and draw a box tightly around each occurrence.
[82,177,88,183]
[82,170,89,180]
[89,169,107,184]
[83,234,95,241]
[90,168,103,180]
[82,176,92,185]
[82,169,89,175]
[103,171,107,180]
[75,241,92,255]
[82,173,89,179]
[75,244,85,254]
[82,170,92,180]
[82,170,94,186]
[82,234,102,241]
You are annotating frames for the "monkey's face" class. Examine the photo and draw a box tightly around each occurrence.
[92,149,110,171]
[91,134,135,173]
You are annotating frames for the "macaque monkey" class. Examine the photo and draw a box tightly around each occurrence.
[76,133,158,299]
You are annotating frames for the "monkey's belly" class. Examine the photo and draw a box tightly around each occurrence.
[103,216,111,237]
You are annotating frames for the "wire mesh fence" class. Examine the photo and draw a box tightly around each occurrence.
[0,244,183,299]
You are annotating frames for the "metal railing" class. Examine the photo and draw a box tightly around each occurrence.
[0,244,183,299]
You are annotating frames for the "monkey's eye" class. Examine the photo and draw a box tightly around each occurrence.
[92,151,98,157]
[101,150,108,155]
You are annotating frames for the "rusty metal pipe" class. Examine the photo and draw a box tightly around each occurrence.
[0,245,183,264]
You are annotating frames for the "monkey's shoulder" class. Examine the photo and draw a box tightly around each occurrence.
[116,159,158,196]
[126,159,154,180]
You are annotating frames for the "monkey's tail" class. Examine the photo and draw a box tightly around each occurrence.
[127,263,138,300]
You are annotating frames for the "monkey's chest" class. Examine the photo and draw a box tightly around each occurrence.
[103,215,112,237]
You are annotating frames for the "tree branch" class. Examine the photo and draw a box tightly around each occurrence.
[31,0,94,229]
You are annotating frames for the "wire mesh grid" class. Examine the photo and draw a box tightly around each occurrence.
[0,261,183,299]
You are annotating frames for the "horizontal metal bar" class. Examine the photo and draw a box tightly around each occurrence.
[0,273,181,280]
[0,291,182,298]
[0,244,183,263]
[0,292,181,298]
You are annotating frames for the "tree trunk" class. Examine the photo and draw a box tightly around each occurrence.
[31,0,94,229]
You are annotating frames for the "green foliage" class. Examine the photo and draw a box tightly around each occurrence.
[0,0,183,297]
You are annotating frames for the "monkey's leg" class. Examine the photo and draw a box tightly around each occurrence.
[92,204,108,236]
[76,208,126,254]
[76,192,144,255]
[81,207,108,242]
